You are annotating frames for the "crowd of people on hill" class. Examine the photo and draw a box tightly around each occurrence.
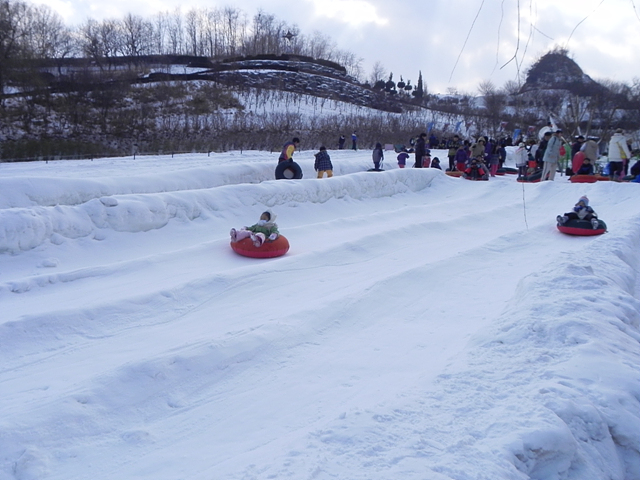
[391,132,510,179]
[390,125,639,182]
[277,125,640,183]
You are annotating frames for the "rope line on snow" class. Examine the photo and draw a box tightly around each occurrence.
[521,180,529,230]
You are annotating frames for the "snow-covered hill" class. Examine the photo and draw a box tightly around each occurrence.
[1,150,639,480]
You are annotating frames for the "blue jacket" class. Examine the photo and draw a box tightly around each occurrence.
[576,163,594,175]
[454,149,468,163]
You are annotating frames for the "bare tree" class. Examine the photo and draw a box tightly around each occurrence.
[78,18,105,64]
[167,8,184,55]
[185,9,200,56]
[221,6,242,56]
[0,0,30,99]
[369,61,386,86]
[120,13,152,57]
[99,19,123,62]
[477,80,506,136]
[202,8,220,57]
[22,4,69,58]
[153,12,168,55]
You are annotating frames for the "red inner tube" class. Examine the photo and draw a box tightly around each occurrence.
[570,174,597,183]
[230,235,290,258]
[557,219,606,236]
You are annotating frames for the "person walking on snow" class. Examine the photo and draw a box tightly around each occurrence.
[351,131,358,150]
[314,146,333,178]
[279,137,300,163]
[541,129,563,181]
[230,210,280,247]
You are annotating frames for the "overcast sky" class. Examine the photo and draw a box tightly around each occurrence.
[33,0,640,94]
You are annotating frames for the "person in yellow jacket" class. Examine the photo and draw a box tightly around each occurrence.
[278,137,300,163]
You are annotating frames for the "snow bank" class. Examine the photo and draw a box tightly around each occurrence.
[0,169,440,253]
[466,221,640,479]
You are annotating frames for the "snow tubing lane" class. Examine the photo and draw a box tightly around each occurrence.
[230,236,290,258]
[557,219,607,236]
[570,174,598,183]
[275,161,303,180]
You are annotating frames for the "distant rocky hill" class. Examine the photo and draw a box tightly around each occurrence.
[520,51,607,96]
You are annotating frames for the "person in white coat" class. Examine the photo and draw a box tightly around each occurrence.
[514,142,529,177]
[607,128,631,181]
[541,129,564,181]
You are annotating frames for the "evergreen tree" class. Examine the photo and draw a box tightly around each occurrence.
[414,71,424,98]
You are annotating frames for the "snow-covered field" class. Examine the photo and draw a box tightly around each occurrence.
[1,148,639,480]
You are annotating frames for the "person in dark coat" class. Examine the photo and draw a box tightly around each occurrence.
[447,135,461,171]
[397,150,409,168]
[372,143,384,170]
[338,135,346,150]
[571,135,585,159]
[429,133,438,149]
[535,131,552,168]
[314,146,333,178]
[575,158,594,175]
[454,144,469,171]
[414,133,427,168]
[497,144,507,169]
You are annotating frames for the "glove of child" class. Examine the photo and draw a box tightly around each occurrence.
[268,233,278,241]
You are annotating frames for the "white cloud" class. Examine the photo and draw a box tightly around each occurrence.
[24,0,640,92]
[307,0,388,26]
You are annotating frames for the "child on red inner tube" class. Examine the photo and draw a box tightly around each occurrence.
[557,196,599,229]
[230,210,279,247]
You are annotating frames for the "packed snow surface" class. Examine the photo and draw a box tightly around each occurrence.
[1,149,639,480]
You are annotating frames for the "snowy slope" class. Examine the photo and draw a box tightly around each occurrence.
[1,149,639,480]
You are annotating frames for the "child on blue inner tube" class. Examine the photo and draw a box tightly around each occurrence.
[557,196,599,229]
[230,210,279,247]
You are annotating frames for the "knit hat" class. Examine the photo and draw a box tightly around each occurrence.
[577,196,589,206]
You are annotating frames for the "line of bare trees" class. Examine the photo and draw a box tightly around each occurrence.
[0,0,364,90]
